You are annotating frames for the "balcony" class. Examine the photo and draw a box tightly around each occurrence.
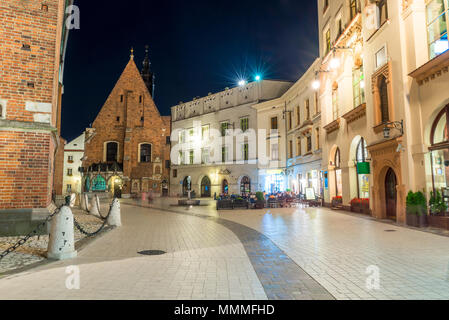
[324,118,340,134]
[409,50,449,86]
[342,103,366,124]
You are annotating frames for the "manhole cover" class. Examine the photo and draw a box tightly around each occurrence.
[384,230,397,232]
[138,250,166,256]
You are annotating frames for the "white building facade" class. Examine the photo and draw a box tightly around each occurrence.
[63,133,85,195]
[170,80,292,197]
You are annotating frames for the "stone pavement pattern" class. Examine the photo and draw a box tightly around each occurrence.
[0,204,266,300]
[146,198,449,300]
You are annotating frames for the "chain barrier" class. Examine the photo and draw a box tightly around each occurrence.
[73,199,114,237]
[0,206,61,262]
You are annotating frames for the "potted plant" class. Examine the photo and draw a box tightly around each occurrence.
[415,191,428,228]
[255,191,265,209]
[406,191,418,227]
[428,190,449,229]
[331,196,343,208]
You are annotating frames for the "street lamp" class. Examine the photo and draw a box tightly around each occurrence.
[382,120,404,139]
[311,69,330,91]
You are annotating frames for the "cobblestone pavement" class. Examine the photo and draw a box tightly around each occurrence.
[142,198,449,300]
[2,197,449,300]
[0,207,109,274]
[0,204,267,300]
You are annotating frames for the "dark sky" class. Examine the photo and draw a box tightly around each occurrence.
[61,0,319,142]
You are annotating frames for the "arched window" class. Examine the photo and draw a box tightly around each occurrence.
[334,148,342,197]
[183,176,191,196]
[92,175,106,191]
[140,143,152,163]
[240,176,251,196]
[222,179,229,195]
[430,105,449,195]
[356,138,370,199]
[201,176,211,197]
[356,138,368,163]
[106,142,118,162]
[379,76,389,123]
[334,148,341,169]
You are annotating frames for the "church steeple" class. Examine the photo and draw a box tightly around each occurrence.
[141,45,155,98]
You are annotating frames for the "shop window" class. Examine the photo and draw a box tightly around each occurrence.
[92,175,106,191]
[240,176,251,196]
[356,138,370,199]
[426,0,449,59]
[140,144,152,163]
[353,66,366,108]
[334,148,343,197]
[430,105,449,199]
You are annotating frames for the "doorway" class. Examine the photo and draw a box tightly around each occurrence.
[222,179,229,195]
[385,168,397,220]
[183,176,191,196]
[201,176,211,197]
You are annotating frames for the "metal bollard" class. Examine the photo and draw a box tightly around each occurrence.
[107,198,122,227]
[47,206,77,260]
[90,195,100,217]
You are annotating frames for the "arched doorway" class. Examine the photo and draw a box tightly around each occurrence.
[108,176,123,198]
[385,168,397,220]
[201,176,211,197]
[183,176,191,196]
[222,179,229,195]
[240,176,251,196]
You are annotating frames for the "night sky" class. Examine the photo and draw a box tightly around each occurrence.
[61,0,319,142]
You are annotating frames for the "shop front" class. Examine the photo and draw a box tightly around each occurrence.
[367,138,406,223]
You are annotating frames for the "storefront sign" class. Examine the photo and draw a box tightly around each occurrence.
[357,162,371,174]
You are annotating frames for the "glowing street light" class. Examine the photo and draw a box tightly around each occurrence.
[312,79,321,90]
[330,57,340,70]
[238,79,247,86]
[255,75,261,81]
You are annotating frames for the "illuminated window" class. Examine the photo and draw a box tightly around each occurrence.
[427,0,449,59]
[271,116,278,130]
[353,66,366,108]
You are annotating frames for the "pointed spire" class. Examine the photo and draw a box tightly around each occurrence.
[141,45,155,97]
[130,47,134,60]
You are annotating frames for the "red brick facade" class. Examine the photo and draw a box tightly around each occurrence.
[82,57,171,197]
[0,0,70,210]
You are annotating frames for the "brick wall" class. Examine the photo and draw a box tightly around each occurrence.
[0,0,67,210]
[83,58,171,194]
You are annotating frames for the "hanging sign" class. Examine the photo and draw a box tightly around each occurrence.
[357,162,371,174]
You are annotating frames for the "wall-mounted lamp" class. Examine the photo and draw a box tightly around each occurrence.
[383,120,404,139]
